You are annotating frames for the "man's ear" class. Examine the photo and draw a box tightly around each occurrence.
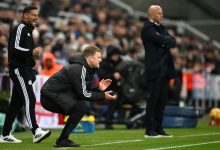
[88,55,93,61]
[23,13,28,20]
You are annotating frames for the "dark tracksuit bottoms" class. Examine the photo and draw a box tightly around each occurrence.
[2,68,39,136]
[41,95,87,140]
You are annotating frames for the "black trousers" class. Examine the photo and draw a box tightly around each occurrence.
[145,76,169,132]
[3,68,38,136]
[41,94,87,140]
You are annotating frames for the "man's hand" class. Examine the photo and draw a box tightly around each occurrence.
[104,90,117,101]
[33,47,42,57]
[98,79,112,91]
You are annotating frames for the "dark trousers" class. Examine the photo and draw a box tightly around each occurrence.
[3,68,38,136]
[145,76,169,132]
[41,95,87,140]
[105,100,119,126]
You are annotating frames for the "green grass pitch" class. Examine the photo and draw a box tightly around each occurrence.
[1,115,220,150]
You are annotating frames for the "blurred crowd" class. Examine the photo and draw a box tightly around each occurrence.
[0,0,220,75]
[0,0,220,125]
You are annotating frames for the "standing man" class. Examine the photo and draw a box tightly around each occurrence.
[40,45,117,147]
[141,5,176,138]
[0,6,51,143]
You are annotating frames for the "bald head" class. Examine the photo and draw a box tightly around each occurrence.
[147,5,163,24]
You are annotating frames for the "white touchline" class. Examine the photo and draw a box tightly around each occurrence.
[177,132,220,138]
[80,132,220,148]
[144,140,220,150]
[82,139,144,147]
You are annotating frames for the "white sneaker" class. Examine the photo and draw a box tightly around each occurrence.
[0,135,22,143]
[33,128,51,143]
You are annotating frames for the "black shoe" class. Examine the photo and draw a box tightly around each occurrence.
[144,131,160,138]
[54,139,80,147]
[156,130,173,137]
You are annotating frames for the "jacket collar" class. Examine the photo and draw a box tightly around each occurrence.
[149,19,161,26]
[21,21,34,31]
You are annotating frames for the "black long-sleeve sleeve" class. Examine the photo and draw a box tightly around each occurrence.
[66,64,105,101]
[8,22,35,68]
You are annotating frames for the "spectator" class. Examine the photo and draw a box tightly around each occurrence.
[41,52,63,76]
[98,45,123,129]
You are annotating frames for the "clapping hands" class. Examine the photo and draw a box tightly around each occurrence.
[98,79,112,91]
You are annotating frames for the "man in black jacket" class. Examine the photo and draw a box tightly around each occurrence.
[141,5,176,138]
[40,45,117,147]
[0,6,50,144]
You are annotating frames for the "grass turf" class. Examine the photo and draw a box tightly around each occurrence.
[1,115,220,150]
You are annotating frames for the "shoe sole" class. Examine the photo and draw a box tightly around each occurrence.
[144,135,173,138]
[144,135,161,138]
[158,135,173,138]
[0,140,22,143]
[54,144,80,148]
[34,131,51,143]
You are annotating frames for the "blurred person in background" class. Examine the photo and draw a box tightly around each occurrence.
[0,53,9,74]
[98,45,123,129]
[0,33,7,53]
[0,33,8,73]
[41,52,63,76]
[141,5,176,138]
[0,6,50,144]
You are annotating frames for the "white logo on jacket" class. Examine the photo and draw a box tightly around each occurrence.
[28,80,32,85]
[27,33,30,36]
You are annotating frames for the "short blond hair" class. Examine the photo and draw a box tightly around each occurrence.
[82,45,102,58]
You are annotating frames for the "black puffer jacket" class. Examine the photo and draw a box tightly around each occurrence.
[41,54,105,102]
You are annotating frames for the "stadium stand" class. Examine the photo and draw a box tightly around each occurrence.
[0,0,220,128]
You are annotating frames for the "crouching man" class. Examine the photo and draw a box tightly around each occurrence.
[40,45,117,148]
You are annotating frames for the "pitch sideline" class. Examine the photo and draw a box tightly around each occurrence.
[144,140,220,150]
[83,139,144,147]
[178,132,220,138]
[82,132,220,148]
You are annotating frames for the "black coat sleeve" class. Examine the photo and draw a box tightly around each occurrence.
[141,25,176,49]
[66,64,105,101]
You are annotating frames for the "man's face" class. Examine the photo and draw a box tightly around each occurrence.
[46,59,52,69]
[111,54,120,62]
[24,9,39,27]
[88,52,102,68]
[153,7,163,24]
[149,6,163,24]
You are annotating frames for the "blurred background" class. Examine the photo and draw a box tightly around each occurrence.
[0,0,220,131]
